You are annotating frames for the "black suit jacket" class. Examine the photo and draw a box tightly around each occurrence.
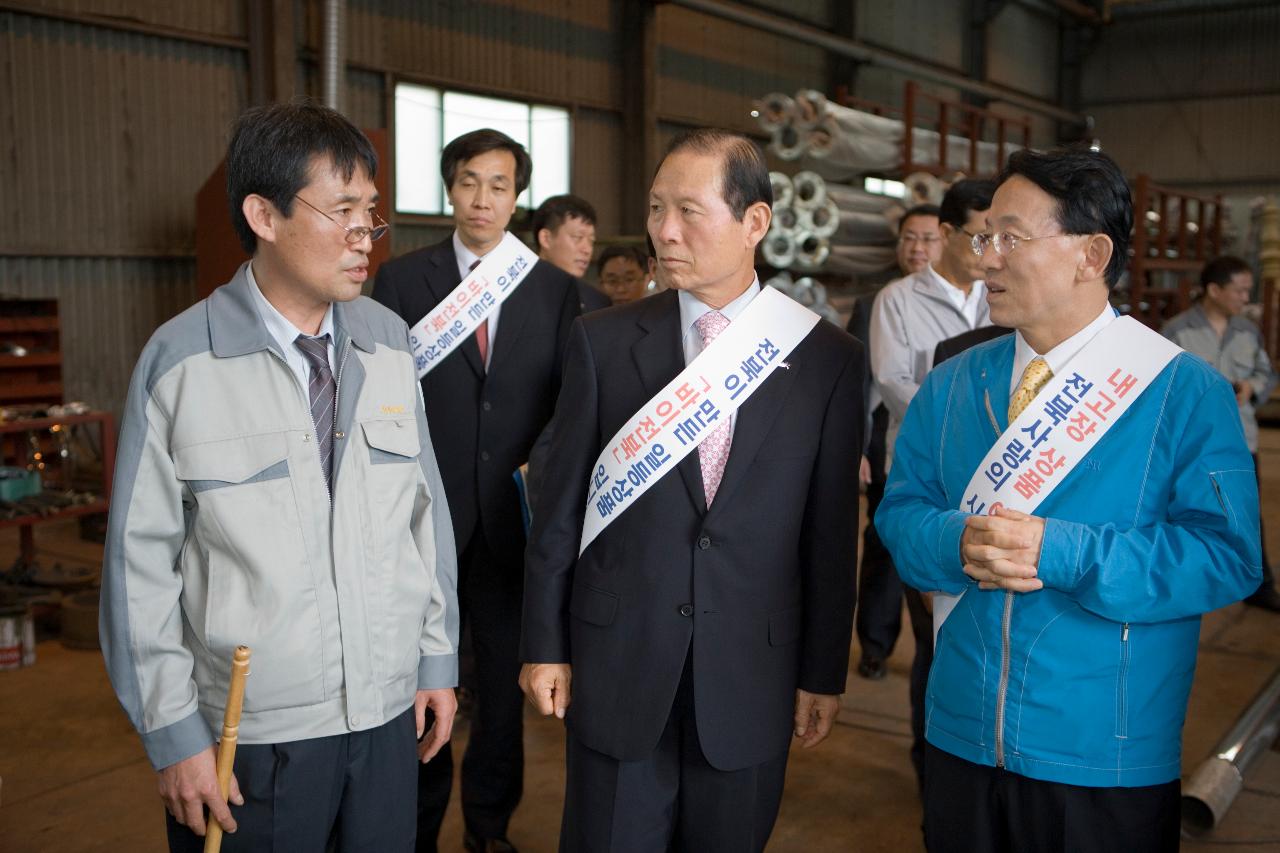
[372,236,580,562]
[522,289,864,770]
[576,278,612,313]
[933,325,1012,366]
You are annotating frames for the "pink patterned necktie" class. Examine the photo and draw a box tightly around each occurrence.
[695,310,732,505]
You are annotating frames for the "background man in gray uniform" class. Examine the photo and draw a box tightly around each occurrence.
[1164,254,1279,611]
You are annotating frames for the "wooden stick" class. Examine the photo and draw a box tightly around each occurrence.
[204,645,251,853]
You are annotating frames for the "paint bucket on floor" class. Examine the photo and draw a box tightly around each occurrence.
[0,605,23,670]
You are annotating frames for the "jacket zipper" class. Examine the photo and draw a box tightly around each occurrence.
[995,590,1013,766]
[983,386,1014,768]
[1117,623,1131,738]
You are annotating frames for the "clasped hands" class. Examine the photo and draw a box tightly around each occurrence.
[960,505,1046,593]
[518,663,839,748]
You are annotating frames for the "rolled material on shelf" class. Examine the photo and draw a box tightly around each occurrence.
[792,231,831,271]
[832,209,899,246]
[762,230,798,269]
[771,203,799,233]
[771,123,808,161]
[799,199,841,239]
[767,91,1024,180]
[824,183,906,215]
[793,88,827,130]
[770,172,794,210]
[823,245,900,277]
[755,93,795,133]
[791,171,827,210]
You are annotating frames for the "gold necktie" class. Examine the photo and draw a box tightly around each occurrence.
[1009,357,1054,421]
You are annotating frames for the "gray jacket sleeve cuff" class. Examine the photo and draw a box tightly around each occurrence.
[417,653,459,690]
[141,710,215,771]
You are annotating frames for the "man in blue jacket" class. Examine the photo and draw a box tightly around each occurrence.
[876,147,1261,853]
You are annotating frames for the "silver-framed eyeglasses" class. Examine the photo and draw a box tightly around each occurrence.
[294,195,390,244]
[971,231,1076,257]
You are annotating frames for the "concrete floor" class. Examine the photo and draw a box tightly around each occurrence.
[2,434,1280,852]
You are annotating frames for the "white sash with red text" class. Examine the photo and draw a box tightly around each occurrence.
[578,287,820,555]
[934,316,1182,640]
[408,232,539,377]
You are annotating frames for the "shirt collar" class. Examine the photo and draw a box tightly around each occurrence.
[246,261,335,350]
[678,275,761,340]
[922,265,985,309]
[452,230,496,280]
[1012,303,1115,390]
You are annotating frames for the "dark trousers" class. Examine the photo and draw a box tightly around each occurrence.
[417,531,525,850]
[560,656,789,853]
[922,744,1180,853]
[166,708,417,853]
[856,405,901,660]
[903,586,934,792]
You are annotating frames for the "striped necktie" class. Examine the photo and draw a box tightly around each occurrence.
[295,334,335,488]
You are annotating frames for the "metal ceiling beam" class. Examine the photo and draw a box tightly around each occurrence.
[668,0,1091,126]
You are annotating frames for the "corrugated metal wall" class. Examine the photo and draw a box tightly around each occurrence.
[3,0,1078,415]
[1081,3,1280,192]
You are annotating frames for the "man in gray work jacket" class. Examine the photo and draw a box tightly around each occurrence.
[100,102,459,852]
[1164,254,1280,611]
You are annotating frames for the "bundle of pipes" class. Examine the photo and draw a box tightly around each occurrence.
[759,89,1021,182]
[763,271,841,326]
[765,171,904,278]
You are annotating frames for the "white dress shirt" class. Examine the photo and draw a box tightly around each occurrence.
[1010,304,1115,394]
[677,276,761,438]
[247,261,335,390]
[926,265,986,327]
[454,231,502,368]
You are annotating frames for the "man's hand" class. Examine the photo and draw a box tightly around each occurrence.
[793,690,840,749]
[961,506,1045,592]
[157,745,242,837]
[859,455,872,487]
[414,688,457,763]
[519,663,572,719]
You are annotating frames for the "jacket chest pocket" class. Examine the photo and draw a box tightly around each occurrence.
[173,431,326,711]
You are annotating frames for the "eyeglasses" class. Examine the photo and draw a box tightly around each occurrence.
[970,231,1077,257]
[294,195,390,244]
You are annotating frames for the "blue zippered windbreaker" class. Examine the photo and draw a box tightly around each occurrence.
[876,334,1261,787]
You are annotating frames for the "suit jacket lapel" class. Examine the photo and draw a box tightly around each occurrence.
[632,292,707,515]
[706,341,800,514]
[488,259,537,374]
[426,239,484,379]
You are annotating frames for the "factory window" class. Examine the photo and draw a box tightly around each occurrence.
[863,177,907,199]
[394,83,571,216]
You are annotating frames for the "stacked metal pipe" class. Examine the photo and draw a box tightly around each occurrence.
[765,171,902,279]
[757,88,1022,181]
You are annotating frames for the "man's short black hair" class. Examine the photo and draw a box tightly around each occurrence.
[597,245,648,276]
[441,129,532,194]
[997,147,1133,289]
[226,101,378,254]
[1200,255,1253,289]
[938,180,995,230]
[898,203,941,235]
[531,195,597,242]
[659,128,772,221]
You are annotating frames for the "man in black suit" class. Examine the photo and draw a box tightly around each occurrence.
[519,129,863,851]
[373,128,580,853]
[531,194,612,313]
